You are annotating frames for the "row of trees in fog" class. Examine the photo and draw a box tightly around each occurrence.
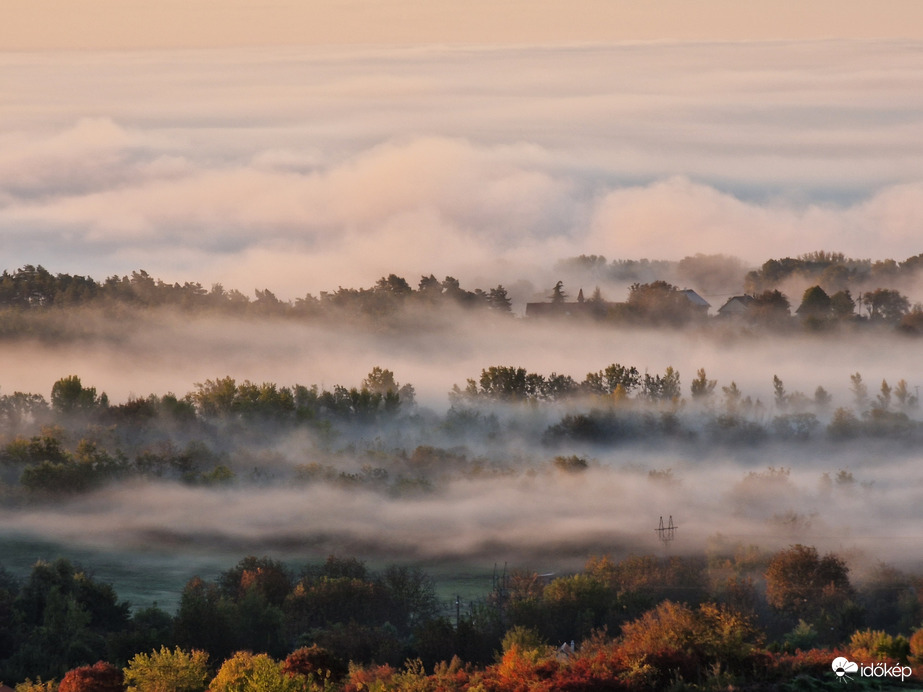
[745,250,923,294]
[0,364,920,496]
[3,544,923,689]
[541,277,920,331]
[2,251,922,333]
[558,250,923,295]
[0,266,514,321]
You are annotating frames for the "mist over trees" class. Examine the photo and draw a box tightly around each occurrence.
[1,361,920,498]
[2,250,923,339]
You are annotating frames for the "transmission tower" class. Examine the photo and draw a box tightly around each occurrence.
[655,515,677,545]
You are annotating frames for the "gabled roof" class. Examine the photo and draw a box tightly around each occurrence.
[679,289,710,308]
[717,295,755,314]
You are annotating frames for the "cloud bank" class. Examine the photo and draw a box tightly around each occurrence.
[2,41,922,298]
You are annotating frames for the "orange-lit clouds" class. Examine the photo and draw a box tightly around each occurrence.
[586,177,923,263]
[3,40,923,298]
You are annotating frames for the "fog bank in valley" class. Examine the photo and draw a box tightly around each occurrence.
[0,309,919,409]
[1,443,920,573]
[1,307,921,586]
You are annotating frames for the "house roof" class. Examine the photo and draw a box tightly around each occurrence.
[679,289,711,308]
[717,295,755,314]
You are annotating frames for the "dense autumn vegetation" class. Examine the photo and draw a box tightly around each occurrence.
[4,547,923,690]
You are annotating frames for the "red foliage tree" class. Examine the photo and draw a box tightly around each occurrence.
[282,644,348,682]
[342,663,396,692]
[58,661,124,692]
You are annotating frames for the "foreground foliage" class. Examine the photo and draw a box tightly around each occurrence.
[3,545,923,689]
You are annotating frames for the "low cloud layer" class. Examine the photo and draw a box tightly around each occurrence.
[0,312,920,411]
[2,41,922,297]
[2,445,920,573]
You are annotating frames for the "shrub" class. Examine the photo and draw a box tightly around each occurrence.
[849,628,910,663]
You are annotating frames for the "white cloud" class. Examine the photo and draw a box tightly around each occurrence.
[586,176,923,263]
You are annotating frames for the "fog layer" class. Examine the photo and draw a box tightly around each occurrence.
[2,309,922,576]
[1,311,921,409]
[2,444,920,570]
[2,41,923,296]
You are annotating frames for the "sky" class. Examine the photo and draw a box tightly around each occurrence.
[2,2,923,297]
[5,1,923,49]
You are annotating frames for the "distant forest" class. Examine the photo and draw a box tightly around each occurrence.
[2,250,923,335]
[556,250,923,295]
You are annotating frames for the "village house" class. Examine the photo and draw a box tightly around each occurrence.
[717,295,755,317]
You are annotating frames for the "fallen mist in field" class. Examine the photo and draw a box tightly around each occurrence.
[0,306,919,410]
[1,441,920,572]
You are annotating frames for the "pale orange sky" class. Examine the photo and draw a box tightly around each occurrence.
[4,0,923,50]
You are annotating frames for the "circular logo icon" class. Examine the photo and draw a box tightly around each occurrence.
[832,657,859,679]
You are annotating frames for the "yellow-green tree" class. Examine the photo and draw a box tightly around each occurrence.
[123,646,209,692]
[14,679,56,692]
[209,651,308,692]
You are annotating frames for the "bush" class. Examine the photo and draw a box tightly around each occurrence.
[849,628,910,663]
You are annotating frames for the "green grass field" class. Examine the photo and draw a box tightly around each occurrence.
[0,535,497,616]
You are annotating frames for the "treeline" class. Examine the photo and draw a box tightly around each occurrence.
[540,277,923,332]
[554,250,923,295]
[0,554,443,685]
[452,364,921,446]
[1,364,921,496]
[552,251,923,333]
[3,252,923,337]
[745,250,923,294]
[0,368,420,495]
[0,266,513,324]
[3,545,923,689]
[557,250,923,297]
